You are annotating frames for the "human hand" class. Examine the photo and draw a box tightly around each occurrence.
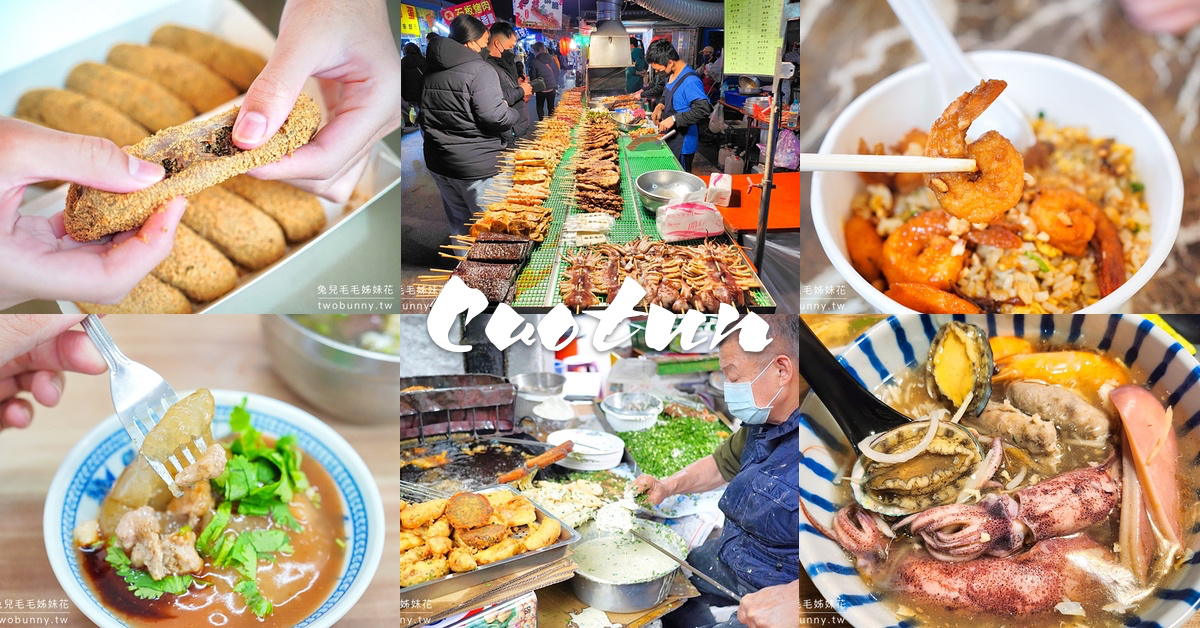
[651,103,664,123]
[632,474,673,505]
[521,82,534,98]
[0,315,107,430]
[657,116,675,134]
[233,0,403,202]
[632,90,643,99]
[737,581,800,628]
[0,118,186,309]
[1119,0,1200,33]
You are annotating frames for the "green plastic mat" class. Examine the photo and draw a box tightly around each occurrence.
[509,123,776,311]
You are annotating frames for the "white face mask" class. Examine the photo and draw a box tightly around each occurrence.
[723,361,783,425]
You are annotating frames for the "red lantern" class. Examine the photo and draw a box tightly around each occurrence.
[559,37,571,56]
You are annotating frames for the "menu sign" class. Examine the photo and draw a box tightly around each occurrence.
[441,0,498,27]
[725,0,785,77]
[515,0,563,30]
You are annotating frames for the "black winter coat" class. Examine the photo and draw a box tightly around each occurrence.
[529,52,560,92]
[483,51,530,142]
[400,52,426,104]
[419,37,520,180]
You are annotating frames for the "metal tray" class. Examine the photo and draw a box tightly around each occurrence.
[398,484,581,602]
[399,375,517,440]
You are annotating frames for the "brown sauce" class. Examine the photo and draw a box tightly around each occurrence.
[80,441,345,626]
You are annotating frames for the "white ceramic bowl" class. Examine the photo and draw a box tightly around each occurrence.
[799,315,1200,627]
[601,392,664,432]
[548,428,625,471]
[44,390,385,628]
[811,51,1184,313]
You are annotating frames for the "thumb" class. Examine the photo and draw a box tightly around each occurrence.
[232,46,318,150]
[3,120,164,192]
[0,315,87,367]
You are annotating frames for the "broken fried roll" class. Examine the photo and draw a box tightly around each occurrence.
[64,94,321,242]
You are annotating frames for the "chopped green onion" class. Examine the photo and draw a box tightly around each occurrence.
[1025,251,1050,272]
[1131,181,1144,193]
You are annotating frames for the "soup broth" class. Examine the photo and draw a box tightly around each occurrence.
[79,438,345,626]
[832,338,1197,627]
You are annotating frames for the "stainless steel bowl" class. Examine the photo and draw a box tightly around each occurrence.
[262,315,404,424]
[569,520,689,613]
[511,372,567,421]
[610,111,643,133]
[572,569,677,613]
[510,372,566,395]
[635,170,707,214]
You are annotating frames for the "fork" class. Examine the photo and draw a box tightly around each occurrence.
[82,315,208,497]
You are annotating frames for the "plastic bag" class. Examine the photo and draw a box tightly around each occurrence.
[656,197,725,243]
[775,129,800,170]
[708,105,728,133]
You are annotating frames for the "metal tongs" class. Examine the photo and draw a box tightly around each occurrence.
[83,315,210,497]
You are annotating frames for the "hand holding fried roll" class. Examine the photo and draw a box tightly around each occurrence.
[64,94,320,242]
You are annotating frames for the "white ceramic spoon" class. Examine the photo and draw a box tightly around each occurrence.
[887,0,1036,149]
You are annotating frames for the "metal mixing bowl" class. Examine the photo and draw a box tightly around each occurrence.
[610,110,643,133]
[635,170,707,214]
[262,315,404,424]
[570,519,689,613]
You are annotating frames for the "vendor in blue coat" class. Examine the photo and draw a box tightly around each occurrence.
[635,316,800,628]
[646,39,714,173]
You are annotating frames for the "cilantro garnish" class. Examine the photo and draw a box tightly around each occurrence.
[234,578,274,618]
[196,398,309,618]
[105,538,192,600]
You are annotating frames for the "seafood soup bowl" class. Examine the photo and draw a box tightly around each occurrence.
[810,51,1183,313]
[43,390,385,628]
[799,315,1200,627]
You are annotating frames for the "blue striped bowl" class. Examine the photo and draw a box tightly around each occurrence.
[800,315,1200,627]
[42,390,385,628]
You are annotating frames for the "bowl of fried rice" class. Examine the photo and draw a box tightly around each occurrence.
[811,50,1183,313]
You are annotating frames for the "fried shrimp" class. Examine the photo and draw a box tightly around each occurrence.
[844,215,885,283]
[880,210,969,290]
[1029,188,1096,257]
[924,79,1025,223]
[885,282,982,314]
[1030,188,1126,296]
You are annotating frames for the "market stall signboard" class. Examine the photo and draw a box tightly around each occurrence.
[400,4,421,36]
[515,0,563,30]
[724,0,785,77]
[441,0,498,27]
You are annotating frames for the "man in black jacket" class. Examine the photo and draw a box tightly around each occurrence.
[419,15,520,235]
[400,43,426,128]
[483,22,533,146]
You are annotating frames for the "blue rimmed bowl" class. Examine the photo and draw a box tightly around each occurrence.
[799,315,1200,627]
[43,390,385,628]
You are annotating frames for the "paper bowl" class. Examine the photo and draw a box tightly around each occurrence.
[43,390,384,628]
[810,51,1183,313]
[799,315,1200,627]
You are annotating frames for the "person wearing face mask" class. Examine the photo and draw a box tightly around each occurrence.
[646,38,713,173]
[634,315,801,628]
[419,14,520,235]
[483,22,534,147]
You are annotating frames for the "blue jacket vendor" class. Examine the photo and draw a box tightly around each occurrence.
[645,38,714,174]
[635,316,800,628]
